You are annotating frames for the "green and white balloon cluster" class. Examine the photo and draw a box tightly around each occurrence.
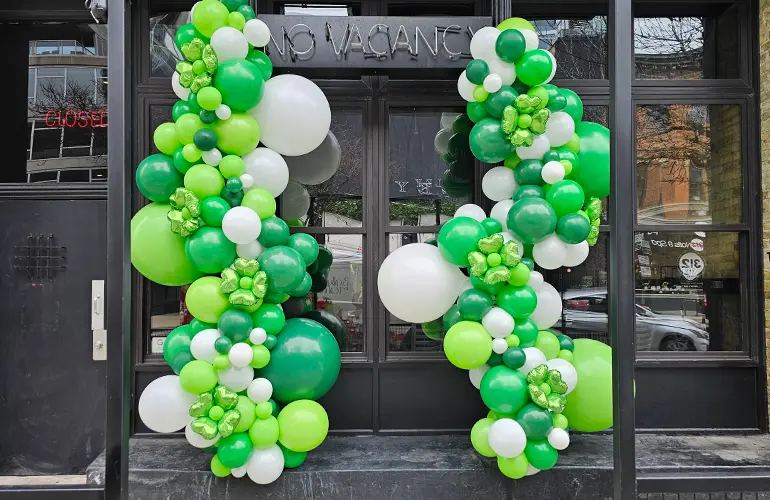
[134,0,342,485]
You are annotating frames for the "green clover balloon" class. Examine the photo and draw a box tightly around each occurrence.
[220,258,268,307]
[167,187,202,237]
[189,386,241,439]
[526,364,568,414]
[178,39,218,93]
[467,233,522,286]
[583,197,602,246]
[500,95,551,148]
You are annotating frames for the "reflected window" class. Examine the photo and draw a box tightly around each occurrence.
[534,17,608,80]
[149,12,190,78]
[282,4,355,15]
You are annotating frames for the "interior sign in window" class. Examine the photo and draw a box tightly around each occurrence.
[44,110,108,129]
[679,252,705,281]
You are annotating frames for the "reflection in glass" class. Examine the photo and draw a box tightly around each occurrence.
[149,12,189,78]
[533,18,608,80]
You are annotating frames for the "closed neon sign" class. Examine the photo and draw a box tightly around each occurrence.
[44,110,107,128]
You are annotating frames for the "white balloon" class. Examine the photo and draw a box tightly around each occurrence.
[190,329,221,363]
[526,464,541,476]
[283,131,341,185]
[218,365,254,392]
[488,419,527,458]
[215,104,232,120]
[454,204,486,222]
[518,347,547,375]
[240,173,254,189]
[434,128,452,155]
[530,281,562,330]
[171,72,190,101]
[548,428,570,450]
[486,55,516,86]
[138,375,197,433]
[546,358,578,394]
[517,134,551,160]
[247,378,273,403]
[185,422,219,448]
[231,466,248,478]
[469,364,490,389]
[470,27,501,61]
[249,327,268,345]
[482,166,517,201]
[202,148,222,167]
[243,19,271,48]
[492,338,509,354]
[377,243,465,323]
[457,71,476,102]
[491,200,514,230]
[523,30,540,52]
[483,73,503,93]
[250,74,331,156]
[440,113,462,130]
[458,276,474,295]
[237,240,264,260]
[544,112,576,148]
[482,307,515,338]
[280,180,310,219]
[544,50,558,84]
[243,147,290,197]
[246,444,284,485]
[533,233,568,270]
[563,240,590,267]
[222,206,262,245]
[527,270,545,290]
[541,160,566,184]
[229,342,254,368]
[210,26,249,62]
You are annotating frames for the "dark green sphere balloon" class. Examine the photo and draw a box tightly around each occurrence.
[547,94,567,111]
[502,346,526,370]
[516,403,554,440]
[525,440,559,470]
[558,334,575,352]
[506,198,557,244]
[264,334,278,350]
[173,147,195,174]
[185,227,237,274]
[556,213,591,244]
[514,159,545,186]
[479,365,529,415]
[469,118,515,163]
[218,309,253,343]
[214,59,265,112]
[438,216,487,266]
[163,324,193,374]
[193,129,218,151]
[495,29,526,63]
[217,433,253,469]
[485,86,519,119]
[199,109,217,124]
[288,233,319,266]
[170,351,195,375]
[443,305,463,332]
[467,101,488,123]
[303,309,350,351]
[200,197,230,227]
[513,185,546,202]
[258,246,306,293]
[512,79,530,95]
[282,296,313,319]
[470,273,505,296]
[263,288,289,304]
[514,318,539,347]
[258,216,290,247]
[246,48,273,80]
[442,169,472,197]
[259,318,341,403]
[521,258,535,271]
[496,284,538,320]
[481,217,503,235]
[172,101,193,121]
[288,272,313,298]
[546,180,585,217]
[136,154,183,202]
[215,336,233,354]
[458,289,494,321]
[466,59,490,85]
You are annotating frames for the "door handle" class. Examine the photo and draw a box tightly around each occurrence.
[91,280,106,361]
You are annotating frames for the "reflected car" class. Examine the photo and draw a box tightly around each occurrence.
[552,289,710,352]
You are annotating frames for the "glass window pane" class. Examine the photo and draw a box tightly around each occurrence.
[534,17,608,80]
[63,126,92,148]
[636,104,742,225]
[31,128,61,160]
[283,3,355,15]
[66,68,96,103]
[62,147,91,158]
[149,12,190,78]
[35,77,65,107]
[28,69,35,101]
[34,40,60,55]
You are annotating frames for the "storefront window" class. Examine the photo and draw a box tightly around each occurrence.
[535,17,608,80]
[149,12,189,78]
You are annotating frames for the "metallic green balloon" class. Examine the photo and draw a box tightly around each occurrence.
[457,289,494,321]
[437,217,487,266]
[479,365,529,415]
[136,154,183,202]
[184,227,237,274]
[516,403,554,440]
[506,197,557,245]
[258,246,306,293]
[496,284,537,320]
[258,216,290,248]
[469,118,515,163]
[217,433,253,469]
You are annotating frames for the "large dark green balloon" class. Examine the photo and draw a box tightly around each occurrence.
[517,403,554,440]
[571,121,610,199]
[258,216,290,247]
[458,289,494,321]
[507,198,557,245]
[485,86,518,119]
[200,197,230,227]
[560,89,584,123]
[258,246,307,293]
[496,284,537,320]
[495,29,526,63]
[259,318,341,403]
[556,213,591,244]
[469,118,515,163]
[163,324,193,374]
[282,297,313,319]
[514,160,545,186]
[303,309,350,351]
[546,180,585,217]
[218,309,253,343]
[217,433,253,469]
[525,440,558,470]
[289,233,319,266]
[136,154,183,202]
[438,217,487,266]
[479,366,529,415]
[214,60,265,112]
[185,227,237,274]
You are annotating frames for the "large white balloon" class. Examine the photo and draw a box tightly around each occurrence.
[545,112,576,147]
[210,26,249,62]
[222,206,262,245]
[246,444,285,484]
[517,134,551,160]
[518,347,547,376]
[488,419,527,458]
[454,204,486,222]
[237,240,264,260]
[243,19,271,48]
[469,364,490,389]
[533,233,568,270]
[283,131,342,185]
[377,243,465,323]
[563,240,590,267]
[486,55,516,86]
[530,281,562,330]
[138,375,197,433]
[457,71,476,102]
[470,27,501,61]
[185,422,219,448]
[280,181,310,220]
[172,72,190,101]
[482,307,515,338]
[190,328,221,363]
[491,200,514,230]
[243,147,290,197]
[522,30,540,52]
[482,166,518,201]
[434,128,452,155]
[546,358,578,394]
[217,365,255,392]
[250,74,331,156]
[548,428,570,450]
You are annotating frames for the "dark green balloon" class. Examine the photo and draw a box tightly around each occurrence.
[516,403,554,440]
[514,318,539,347]
[185,227,237,274]
[258,246,306,293]
[514,159,545,186]
[469,118,515,163]
[258,216,290,247]
[447,133,468,159]
[199,109,217,124]
[221,0,249,11]
[282,297,313,319]
[170,351,195,375]
[438,216,487,266]
[251,303,286,335]
[280,443,307,469]
[193,129,218,151]
[512,79,530,95]
[513,185,546,202]
[525,440,559,470]
[163,324,193,374]
[466,101,489,123]
[225,177,243,193]
[214,60,265,112]
[215,336,233,354]
[452,115,473,135]
[303,309,350,351]
[502,346,526,370]
[310,272,329,293]
[443,304,463,332]
[218,309,254,343]
[175,23,208,51]
[288,272,313,298]
[136,154,183,202]
[547,94,567,111]
[173,147,195,174]
[245,48,273,80]
[553,147,580,171]
[560,89,584,123]
[556,213,591,244]
[237,5,257,21]
[496,284,538,320]
[481,217,503,235]
[523,244,534,259]
[263,288,289,304]
[315,246,333,270]
[187,91,202,113]
[259,318,341,403]
[264,334,278,350]
[507,197,557,244]
[217,433,253,469]
[470,273,505,296]
[521,258,535,271]
[487,352,504,366]
[558,334,575,351]
[495,29,526,63]
[442,169,472,197]
[190,318,215,335]
[458,289,494,321]
[421,320,445,341]
[172,101,193,121]
[485,86,519,119]
[220,187,244,207]
[289,233,319,265]
[479,365,529,415]
[200,197,230,227]
[466,59,490,85]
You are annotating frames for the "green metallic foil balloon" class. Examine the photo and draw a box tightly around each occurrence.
[516,403,554,440]
[457,289,494,321]
[217,433,253,469]
[469,118,515,163]
[214,60,265,112]
[437,217,487,266]
[136,154,183,202]
[185,227,237,274]
[479,365,529,415]
[258,246,306,293]
[524,440,558,470]
[570,121,610,200]
[257,216,291,248]
[506,198,557,244]
[175,23,208,51]
[496,284,537,319]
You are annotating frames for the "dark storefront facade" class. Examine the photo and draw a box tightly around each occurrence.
[0,0,768,498]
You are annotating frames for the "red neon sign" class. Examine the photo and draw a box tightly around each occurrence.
[44,110,108,129]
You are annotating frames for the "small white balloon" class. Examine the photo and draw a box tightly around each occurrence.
[218,365,255,392]
[440,113,462,130]
[526,464,541,476]
[210,26,249,62]
[518,347,547,376]
[457,71,476,102]
[482,307,515,338]
[486,55,516,86]
[530,281,563,330]
[202,148,222,167]
[280,180,311,220]
[470,26,502,61]
[240,173,255,189]
[533,233,568,270]
[548,428,570,450]
[231,466,248,479]
[545,112,576,148]
[491,199,514,231]
[434,128,452,155]
[454,204,486,222]
[517,133,551,160]
[523,30,540,52]
[492,338,509,354]
[563,240,590,267]
[488,419,527,458]
[469,364,490,389]
[242,147,289,197]
[243,19,271,48]
[222,206,262,245]
[190,329,221,363]
[215,104,232,120]
[229,342,254,368]
[172,72,190,101]
[138,375,197,433]
[541,160,566,184]
[482,166,517,202]
[527,270,545,290]
[246,444,284,485]
[249,327,268,345]
[544,50,558,84]
[247,378,274,404]
[185,422,219,448]
[237,239,264,260]
[283,131,342,185]
[546,358,578,394]
[483,73,503,93]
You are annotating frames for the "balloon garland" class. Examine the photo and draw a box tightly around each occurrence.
[378,17,614,479]
[135,0,343,484]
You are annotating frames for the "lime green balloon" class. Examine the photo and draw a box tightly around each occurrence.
[565,133,581,153]
[175,113,206,145]
[184,164,225,200]
[227,11,246,30]
[249,344,270,368]
[136,154,183,202]
[515,50,554,86]
[234,395,257,433]
[251,303,286,335]
[197,87,223,111]
[553,414,569,430]
[246,48,273,80]
[210,455,231,477]
[497,454,529,479]
[258,246,306,293]
[563,338,613,432]
[570,121,610,199]
[534,330,561,360]
[131,202,203,286]
[185,227,237,273]
[186,276,231,323]
[280,443,307,469]
[200,196,230,227]
[154,122,181,155]
[470,418,497,457]
[525,440,558,470]
[288,234,319,265]
[192,0,229,37]
[258,216,290,248]
[217,433,253,469]
[183,144,202,163]
[248,415,280,448]
[437,217,487,266]
[560,89,584,123]
[497,17,535,32]
[173,147,195,174]
[219,155,245,178]
[241,188,276,219]
[179,359,218,394]
[508,263,531,286]
[277,400,329,452]
[443,321,492,370]
[469,118,515,163]
[479,365,529,415]
[214,60,265,112]
[211,113,260,156]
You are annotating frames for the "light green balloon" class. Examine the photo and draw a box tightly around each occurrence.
[184,164,225,200]
[176,114,206,145]
[497,17,535,32]
[248,416,279,448]
[241,188,276,219]
[534,330,561,360]
[497,454,530,479]
[192,0,229,37]
[563,338,613,432]
[179,359,218,394]
[234,395,257,433]
[154,122,181,155]
[470,418,497,457]
[277,400,329,452]
[443,321,492,370]
[211,113,260,156]
[185,276,231,323]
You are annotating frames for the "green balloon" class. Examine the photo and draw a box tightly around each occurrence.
[179,359,218,394]
[443,321,492,370]
[514,318,539,346]
[514,185,546,202]
[214,60,265,112]
[173,147,195,174]
[249,416,280,448]
[175,113,206,145]
[556,213,591,244]
[525,440,558,470]
[498,454,530,479]
[136,154,183,202]
[547,94,567,112]
[199,197,230,227]
[481,217,503,235]
[164,324,194,374]
[154,122,181,155]
[563,338,613,432]
[221,0,249,12]
[496,284,537,319]
[251,303,286,335]
[258,246,306,293]
[437,217,487,266]
[217,433,253,469]
[279,443,308,468]
[246,49,273,80]
[515,49,554,86]
[487,352,503,366]
[495,28,526,63]
[421,320,444,341]
[497,17,535,32]
[211,113,260,156]
[506,198,557,244]
[502,346,526,369]
[442,305,462,332]
[485,86,518,119]
[258,217,290,247]
[215,336,233,354]
[277,400,329,452]
[192,0,229,37]
[508,262,530,286]
[237,4,256,20]
[458,289,494,321]
[184,164,225,200]
[534,330,562,359]
[175,23,207,50]
[479,365,529,415]
[470,273,505,296]
[172,100,193,121]
[233,395,257,433]
[514,159,545,186]
[521,257,535,271]
[210,455,230,477]
[469,118,515,163]
[546,180,585,217]
[465,59,490,85]
[442,169,472,197]
[288,234,319,265]
[187,91,202,113]
[186,276,230,323]
[470,418,497,457]
[288,273,313,298]
[185,227,236,274]
[260,318,341,403]
[218,309,254,343]
[570,121,610,199]
[558,334,575,352]
[193,129,218,151]
[241,188,276,219]
[199,109,217,124]
[560,89,584,122]
[131,202,203,286]
[512,79,530,95]
[302,309,349,351]
[516,403,554,440]
[263,288,289,304]
[466,101,488,123]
